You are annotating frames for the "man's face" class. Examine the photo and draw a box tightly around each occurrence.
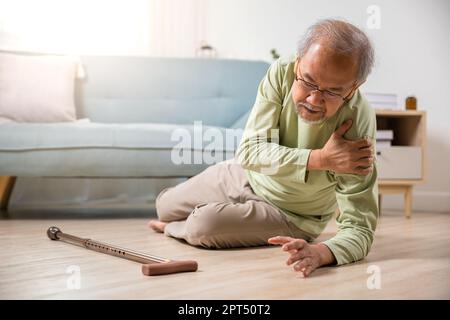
[292,42,360,124]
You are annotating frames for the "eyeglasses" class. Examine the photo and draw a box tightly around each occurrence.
[295,61,356,102]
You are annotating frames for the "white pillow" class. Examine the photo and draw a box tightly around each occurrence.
[0,53,78,123]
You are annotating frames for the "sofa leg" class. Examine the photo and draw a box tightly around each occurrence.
[0,176,16,216]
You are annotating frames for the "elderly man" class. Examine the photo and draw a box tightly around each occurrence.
[149,19,378,277]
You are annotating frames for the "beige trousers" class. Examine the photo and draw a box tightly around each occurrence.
[155,159,313,248]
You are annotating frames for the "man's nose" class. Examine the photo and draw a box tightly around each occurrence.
[306,90,325,106]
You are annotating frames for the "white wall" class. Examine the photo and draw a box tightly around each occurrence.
[0,0,152,55]
[0,0,207,57]
[205,0,450,212]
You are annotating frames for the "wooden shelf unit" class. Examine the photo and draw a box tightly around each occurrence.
[376,110,427,218]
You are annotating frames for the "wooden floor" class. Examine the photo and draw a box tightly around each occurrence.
[1,210,449,299]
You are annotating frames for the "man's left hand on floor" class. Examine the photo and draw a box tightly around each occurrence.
[268,236,335,277]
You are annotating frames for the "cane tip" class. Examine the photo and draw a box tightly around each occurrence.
[47,226,61,240]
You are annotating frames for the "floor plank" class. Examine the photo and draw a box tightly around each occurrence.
[1,210,449,299]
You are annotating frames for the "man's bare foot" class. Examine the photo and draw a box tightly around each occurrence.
[148,220,168,233]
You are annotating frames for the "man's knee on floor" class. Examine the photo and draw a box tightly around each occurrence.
[183,204,225,248]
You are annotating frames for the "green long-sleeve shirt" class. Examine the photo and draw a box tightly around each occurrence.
[236,55,379,265]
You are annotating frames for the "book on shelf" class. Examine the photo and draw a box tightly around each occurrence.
[363,92,400,110]
[376,130,394,140]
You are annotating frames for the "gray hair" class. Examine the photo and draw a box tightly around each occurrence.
[297,19,375,83]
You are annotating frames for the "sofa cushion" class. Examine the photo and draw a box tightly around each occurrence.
[0,52,79,123]
[77,56,269,127]
[0,122,243,150]
[0,122,241,176]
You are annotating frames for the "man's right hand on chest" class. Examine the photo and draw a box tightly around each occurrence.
[307,119,374,175]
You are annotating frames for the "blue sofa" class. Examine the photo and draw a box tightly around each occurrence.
[0,55,270,211]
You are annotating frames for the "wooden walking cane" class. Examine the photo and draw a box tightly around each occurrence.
[46,226,198,276]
